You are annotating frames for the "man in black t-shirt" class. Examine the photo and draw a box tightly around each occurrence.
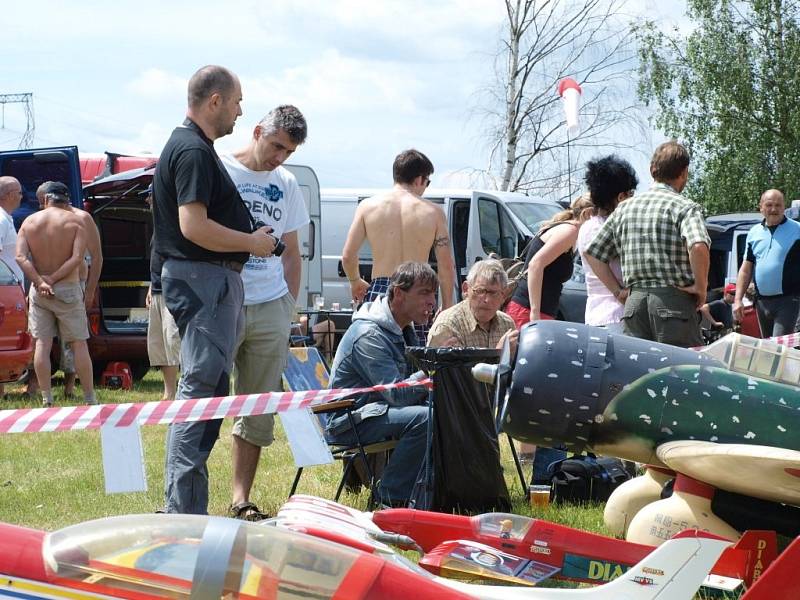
[153,65,276,515]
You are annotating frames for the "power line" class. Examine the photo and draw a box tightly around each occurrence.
[0,93,35,149]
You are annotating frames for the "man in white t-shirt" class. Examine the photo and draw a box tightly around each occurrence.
[0,177,24,284]
[221,105,309,520]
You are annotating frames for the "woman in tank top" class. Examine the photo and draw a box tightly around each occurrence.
[506,195,593,328]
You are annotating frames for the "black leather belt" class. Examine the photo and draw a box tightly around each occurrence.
[205,259,244,273]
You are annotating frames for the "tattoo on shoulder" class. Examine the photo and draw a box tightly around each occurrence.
[433,235,450,248]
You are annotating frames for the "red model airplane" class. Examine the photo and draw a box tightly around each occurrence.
[739,535,800,600]
[373,507,774,591]
[277,495,773,594]
[0,509,735,600]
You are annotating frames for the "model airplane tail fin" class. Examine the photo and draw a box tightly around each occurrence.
[727,530,777,587]
[740,536,800,600]
[577,531,731,600]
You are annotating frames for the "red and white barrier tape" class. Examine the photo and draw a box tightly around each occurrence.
[0,377,432,435]
[767,331,800,347]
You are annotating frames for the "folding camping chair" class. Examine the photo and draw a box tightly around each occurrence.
[283,347,397,505]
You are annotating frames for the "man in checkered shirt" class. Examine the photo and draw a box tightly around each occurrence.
[584,141,710,347]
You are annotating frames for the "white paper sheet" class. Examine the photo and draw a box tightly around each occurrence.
[281,408,334,467]
[100,422,147,494]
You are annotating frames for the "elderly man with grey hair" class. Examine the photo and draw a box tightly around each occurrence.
[427,258,518,350]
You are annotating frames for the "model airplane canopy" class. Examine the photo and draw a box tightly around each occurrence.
[44,514,363,598]
[477,321,800,506]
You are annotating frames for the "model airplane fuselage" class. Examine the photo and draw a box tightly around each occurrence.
[371,507,773,588]
[485,321,800,506]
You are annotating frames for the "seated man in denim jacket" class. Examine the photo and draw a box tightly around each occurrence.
[326,261,436,506]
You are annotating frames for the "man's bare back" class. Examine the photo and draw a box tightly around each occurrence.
[361,188,444,276]
[341,149,456,308]
[342,185,455,307]
[17,206,86,293]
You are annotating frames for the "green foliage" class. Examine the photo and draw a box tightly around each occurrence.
[635,0,800,213]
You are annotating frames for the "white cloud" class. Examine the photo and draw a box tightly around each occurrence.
[126,69,187,101]
[242,49,423,117]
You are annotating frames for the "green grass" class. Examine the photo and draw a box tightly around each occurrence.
[0,369,606,531]
[0,369,743,598]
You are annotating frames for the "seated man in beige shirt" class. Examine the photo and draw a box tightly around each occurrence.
[428,259,518,350]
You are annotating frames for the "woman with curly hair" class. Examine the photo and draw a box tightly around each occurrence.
[578,155,639,331]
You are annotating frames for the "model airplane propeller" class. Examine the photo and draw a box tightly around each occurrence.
[472,320,800,544]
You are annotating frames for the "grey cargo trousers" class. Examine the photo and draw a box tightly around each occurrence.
[161,259,244,514]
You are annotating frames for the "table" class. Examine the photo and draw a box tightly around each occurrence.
[295,308,356,362]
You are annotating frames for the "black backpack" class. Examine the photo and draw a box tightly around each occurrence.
[549,454,632,504]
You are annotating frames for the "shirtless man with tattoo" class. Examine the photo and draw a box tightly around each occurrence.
[341,149,455,343]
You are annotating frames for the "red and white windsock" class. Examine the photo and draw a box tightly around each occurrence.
[557,77,582,135]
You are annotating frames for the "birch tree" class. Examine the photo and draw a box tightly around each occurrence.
[480,0,642,198]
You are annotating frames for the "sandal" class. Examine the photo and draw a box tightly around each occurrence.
[228,501,270,521]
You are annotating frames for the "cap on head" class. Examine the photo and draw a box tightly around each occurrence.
[724,283,736,294]
[41,181,71,203]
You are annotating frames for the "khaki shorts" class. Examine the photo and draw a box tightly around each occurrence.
[231,293,295,447]
[29,282,88,342]
[59,280,87,373]
[147,292,181,366]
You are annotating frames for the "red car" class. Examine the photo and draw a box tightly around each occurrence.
[0,259,33,384]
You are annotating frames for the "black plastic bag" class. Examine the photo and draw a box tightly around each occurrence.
[408,347,511,513]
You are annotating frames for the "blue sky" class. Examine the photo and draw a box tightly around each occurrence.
[1,0,687,190]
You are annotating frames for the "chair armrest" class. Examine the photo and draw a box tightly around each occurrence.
[312,398,355,414]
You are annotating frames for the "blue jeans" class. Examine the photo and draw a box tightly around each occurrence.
[162,259,244,514]
[532,445,567,485]
[328,404,428,505]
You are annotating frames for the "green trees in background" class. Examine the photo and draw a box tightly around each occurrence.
[636,0,800,214]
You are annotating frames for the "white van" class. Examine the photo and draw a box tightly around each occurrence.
[320,188,562,307]
[288,164,323,308]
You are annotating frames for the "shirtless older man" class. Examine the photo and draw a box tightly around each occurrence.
[342,149,456,343]
[37,181,103,397]
[16,182,95,406]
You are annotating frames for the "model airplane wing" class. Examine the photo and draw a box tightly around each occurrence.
[657,441,800,505]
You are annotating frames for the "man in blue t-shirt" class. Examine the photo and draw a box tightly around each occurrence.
[733,189,800,337]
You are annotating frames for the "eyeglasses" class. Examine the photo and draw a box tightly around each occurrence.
[471,287,503,299]
[626,189,635,197]
[424,177,431,188]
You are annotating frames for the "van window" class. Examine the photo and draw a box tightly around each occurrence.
[478,198,518,258]
[451,201,470,281]
[505,202,560,233]
[478,199,500,255]
[735,232,748,268]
